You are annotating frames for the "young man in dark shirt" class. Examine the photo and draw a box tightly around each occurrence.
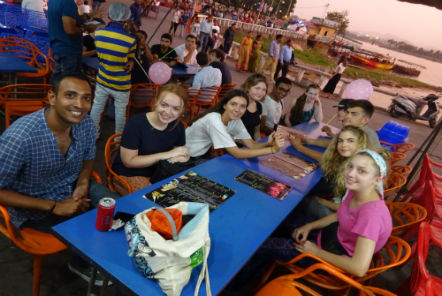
[208,48,232,85]
[150,33,178,66]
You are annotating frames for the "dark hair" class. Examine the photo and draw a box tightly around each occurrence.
[288,84,319,125]
[213,89,249,115]
[208,48,225,62]
[275,77,292,87]
[276,34,283,40]
[338,55,347,66]
[161,33,173,42]
[346,100,375,118]
[136,30,147,39]
[191,89,249,123]
[53,72,91,95]
[286,39,292,45]
[186,34,197,41]
[196,52,209,66]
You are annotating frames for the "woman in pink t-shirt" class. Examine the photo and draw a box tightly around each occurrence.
[292,149,392,277]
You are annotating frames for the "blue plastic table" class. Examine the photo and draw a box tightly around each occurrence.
[52,122,335,295]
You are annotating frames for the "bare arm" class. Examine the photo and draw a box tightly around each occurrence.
[82,45,96,57]
[253,125,261,141]
[226,133,284,159]
[313,100,323,123]
[289,135,323,162]
[260,115,274,135]
[120,146,189,169]
[314,196,340,211]
[183,49,196,64]
[225,145,274,159]
[62,16,82,35]
[298,236,376,277]
[305,137,331,148]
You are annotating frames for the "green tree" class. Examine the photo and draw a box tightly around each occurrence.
[326,11,349,35]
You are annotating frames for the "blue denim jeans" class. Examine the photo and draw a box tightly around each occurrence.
[52,53,82,82]
[21,180,120,232]
[90,83,131,135]
[199,32,211,53]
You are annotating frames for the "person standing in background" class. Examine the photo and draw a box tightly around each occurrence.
[236,31,252,71]
[274,39,293,80]
[220,23,235,54]
[259,34,282,82]
[89,2,136,137]
[169,7,181,37]
[323,56,347,98]
[248,34,263,73]
[130,0,144,30]
[199,15,213,53]
[48,0,83,81]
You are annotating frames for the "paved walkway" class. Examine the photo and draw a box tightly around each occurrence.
[0,1,441,295]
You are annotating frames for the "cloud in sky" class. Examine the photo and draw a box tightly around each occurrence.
[294,0,442,50]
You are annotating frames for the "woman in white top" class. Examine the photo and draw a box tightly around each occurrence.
[323,56,347,95]
[282,84,323,127]
[186,89,285,159]
[190,15,201,38]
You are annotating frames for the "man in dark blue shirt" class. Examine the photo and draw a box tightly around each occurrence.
[208,48,232,85]
[48,0,83,81]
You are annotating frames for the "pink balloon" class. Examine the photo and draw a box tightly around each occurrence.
[343,79,373,100]
[148,62,172,84]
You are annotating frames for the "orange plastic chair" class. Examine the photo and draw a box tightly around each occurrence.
[257,266,397,296]
[127,83,160,117]
[216,82,237,103]
[260,236,411,296]
[186,88,200,120]
[0,205,67,296]
[385,201,427,236]
[409,222,442,296]
[391,165,412,176]
[0,83,51,107]
[194,85,221,116]
[396,142,415,154]
[384,172,407,200]
[0,171,102,296]
[4,99,45,127]
[0,37,50,83]
[0,83,51,127]
[104,133,133,195]
[390,151,406,164]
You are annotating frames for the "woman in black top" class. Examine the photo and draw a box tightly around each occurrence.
[240,74,268,140]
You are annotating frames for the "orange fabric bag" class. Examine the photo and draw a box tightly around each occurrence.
[147,209,183,240]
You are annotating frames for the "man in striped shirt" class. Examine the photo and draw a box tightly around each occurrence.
[89,2,137,136]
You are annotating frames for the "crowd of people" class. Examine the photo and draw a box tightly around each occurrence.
[0,0,395,292]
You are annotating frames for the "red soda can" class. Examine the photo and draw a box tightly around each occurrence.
[95,197,116,231]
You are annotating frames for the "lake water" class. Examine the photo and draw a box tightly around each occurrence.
[360,42,442,87]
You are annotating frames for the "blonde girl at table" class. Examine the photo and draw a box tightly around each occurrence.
[289,126,370,218]
[282,84,323,127]
[240,74,268,140]
[290,150,392,277]
[111,83,189,195]
[185,89,285,159]
[233,149,392,284]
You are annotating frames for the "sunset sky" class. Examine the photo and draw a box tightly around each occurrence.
[294,0,442,51]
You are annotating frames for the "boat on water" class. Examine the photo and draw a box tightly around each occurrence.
[392,59,425,77]
[350,49,395,70]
